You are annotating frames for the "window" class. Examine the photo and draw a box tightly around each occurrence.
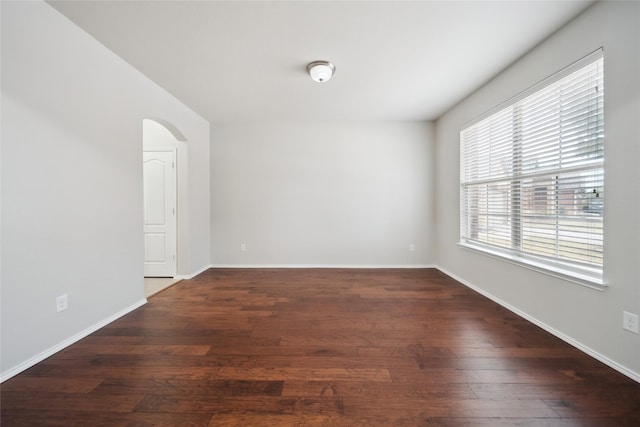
[460,49,604,286]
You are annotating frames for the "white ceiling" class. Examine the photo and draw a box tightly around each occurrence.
[48,0,594,124]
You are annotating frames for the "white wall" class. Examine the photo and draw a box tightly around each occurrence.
[435,1,640,379]
[0,1,210,379]
[211,122,434,266]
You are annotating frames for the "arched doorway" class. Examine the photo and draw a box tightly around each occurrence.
[142,119,186,294]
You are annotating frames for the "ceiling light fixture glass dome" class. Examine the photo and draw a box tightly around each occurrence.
[306,61,335,83]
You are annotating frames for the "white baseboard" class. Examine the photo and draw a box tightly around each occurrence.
[0,299,147,383]
[209,264,436,269]
[175,264,212,280]
[435,265,640,384]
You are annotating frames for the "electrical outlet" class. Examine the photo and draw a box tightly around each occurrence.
[56,294,68,312]
[623,311,639,334]
[240,243,247,252]
[409,243,415,253]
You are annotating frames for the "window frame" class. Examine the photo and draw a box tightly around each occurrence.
[459,49,605,289]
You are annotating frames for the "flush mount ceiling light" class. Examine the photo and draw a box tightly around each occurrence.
[306,60,335,83]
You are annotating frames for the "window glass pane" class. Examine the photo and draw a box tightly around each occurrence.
[460,50,604,283]
[520,170,603,267]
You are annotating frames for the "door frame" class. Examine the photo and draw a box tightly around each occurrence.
[143,148,177,277]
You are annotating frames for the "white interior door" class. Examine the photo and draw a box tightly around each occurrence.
[143,150,176,277]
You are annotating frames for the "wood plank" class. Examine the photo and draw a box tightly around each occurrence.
[135,395,344,416]
[280,381,477,399]
[211,367,392,382]
[342,396,558,418]
[92,378,284,397]
[0,409,212,426]
[58,344,212,356]
[470,382,640,401]
[0,377,102,393]
[208,413,335,427]
[1,392,144,412]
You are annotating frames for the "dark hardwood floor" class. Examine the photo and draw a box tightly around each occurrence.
[2,268,639,426]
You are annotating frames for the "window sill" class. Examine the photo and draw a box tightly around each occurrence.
[457,242,606,291]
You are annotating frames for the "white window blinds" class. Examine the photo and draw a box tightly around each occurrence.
[460,49,604,285]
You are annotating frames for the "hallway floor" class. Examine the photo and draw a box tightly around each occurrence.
[143,277,180,298]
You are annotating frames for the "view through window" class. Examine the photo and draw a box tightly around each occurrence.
[460,49,604,285]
